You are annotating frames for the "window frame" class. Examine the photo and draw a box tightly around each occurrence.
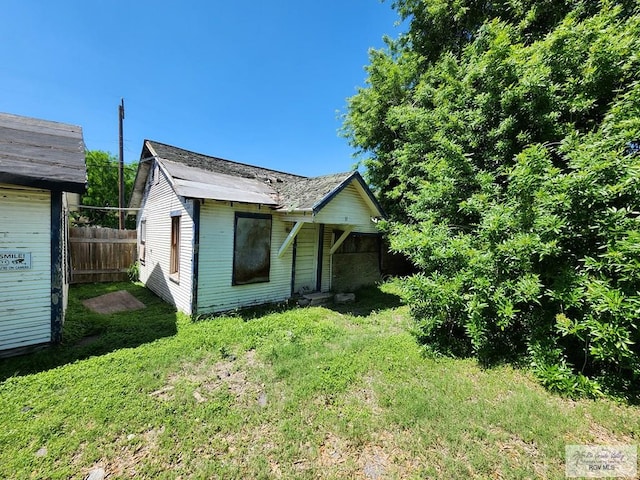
[139,218,146,265]
[232,212,272,286]
[170,213,180,282]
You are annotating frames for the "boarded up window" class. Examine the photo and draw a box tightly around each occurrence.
[170,215,180,278]
[233,213,271,285]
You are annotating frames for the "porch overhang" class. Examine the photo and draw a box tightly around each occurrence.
[278,221,361,259]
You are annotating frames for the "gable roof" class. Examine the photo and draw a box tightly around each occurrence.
[0,112,86,193]
[131,140,385,218]
[276,171,385,215]
[147,141,301,184]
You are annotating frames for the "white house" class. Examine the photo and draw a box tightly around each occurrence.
[0,112,86,355]
[129,140,386,315]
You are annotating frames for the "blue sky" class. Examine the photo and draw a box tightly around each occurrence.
[1,1,402,176]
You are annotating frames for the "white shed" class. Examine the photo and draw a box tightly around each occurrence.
[129,140,386,315]
[0,113,86,356]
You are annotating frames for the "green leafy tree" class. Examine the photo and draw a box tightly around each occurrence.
[345,0,640,399]
[78,150,138,229]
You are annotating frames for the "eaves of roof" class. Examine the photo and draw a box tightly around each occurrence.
[130,140,386,218]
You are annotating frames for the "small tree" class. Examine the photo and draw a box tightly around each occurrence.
[76,150,137,229]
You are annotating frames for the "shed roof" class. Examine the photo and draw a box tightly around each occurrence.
[131,140,385,218]
[0,112,86,193]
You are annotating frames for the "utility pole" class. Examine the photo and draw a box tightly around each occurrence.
[118,98,125,229]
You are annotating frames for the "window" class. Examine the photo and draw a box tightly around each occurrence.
[170,215,180,279]
[139,219,146,264]
[233,213,272,285]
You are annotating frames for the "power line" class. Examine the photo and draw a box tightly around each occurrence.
[84,163,138,170]
[68,204,140,211]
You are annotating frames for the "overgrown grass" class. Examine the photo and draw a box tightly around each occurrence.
[0,282,638,479]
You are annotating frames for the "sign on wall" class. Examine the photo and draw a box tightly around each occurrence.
[0,251,32,271]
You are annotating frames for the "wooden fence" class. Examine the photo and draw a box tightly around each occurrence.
[69,227,137,283]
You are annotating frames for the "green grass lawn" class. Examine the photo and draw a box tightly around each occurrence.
[0,282,638,479]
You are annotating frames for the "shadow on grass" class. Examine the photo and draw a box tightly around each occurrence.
[328,284,404,317]
[206,283,405,323]
[0,282,178,381]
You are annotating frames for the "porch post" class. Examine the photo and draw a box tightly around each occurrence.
[316,224,324,291]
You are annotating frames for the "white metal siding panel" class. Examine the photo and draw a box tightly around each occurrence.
[293,223,317,294]
[0,185,51,351]
[313,183,378,233]
[137,167,194,314]
[197,202,293,314]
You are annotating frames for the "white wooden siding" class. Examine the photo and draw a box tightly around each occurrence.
[314,183,378,233]
[0,185,51,351]
[137,165,194,314]
[321,226,333,292]
[293,223,317,294]
[197,202,293,314]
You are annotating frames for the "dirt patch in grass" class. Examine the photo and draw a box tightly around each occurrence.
[148,385,175,401]
[497,434,540,459]
[348,374,383,414]
[587,421,635,444]
[79,426,165,479]
[318,432,350,468]
[563,412,636,445]
[150,349,267,407]
[317,431,421,479]
[496,434,548,478]
[202,423,283,477]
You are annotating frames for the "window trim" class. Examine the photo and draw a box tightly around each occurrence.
[139,218,146,265]
[232,212,272,286]
[170,214,180,282]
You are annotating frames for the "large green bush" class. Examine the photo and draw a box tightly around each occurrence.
[345,0,640,399]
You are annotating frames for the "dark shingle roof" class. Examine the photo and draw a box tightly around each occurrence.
[146,141,302,184]
[0,112,86,192]
[276,172,355,211]
[134,140,384,217]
